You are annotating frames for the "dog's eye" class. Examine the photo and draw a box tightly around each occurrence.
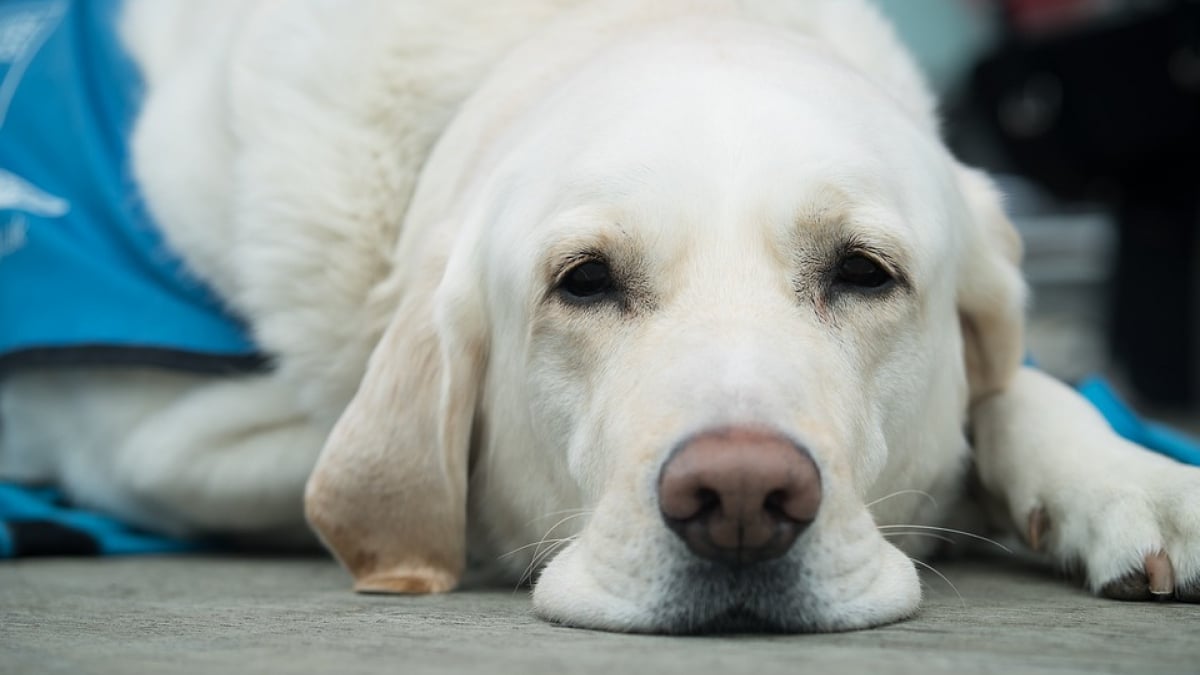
[559,260,614,303]
[834,254,893,290]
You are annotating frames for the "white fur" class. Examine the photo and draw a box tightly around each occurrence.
[2,0,1198,633]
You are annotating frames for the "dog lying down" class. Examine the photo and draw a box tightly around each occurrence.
[2,0,1199,633]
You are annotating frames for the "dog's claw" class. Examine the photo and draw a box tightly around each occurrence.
[1100,551,1174,601]
[1144,550,1174,597]
[1026,506,1050,552]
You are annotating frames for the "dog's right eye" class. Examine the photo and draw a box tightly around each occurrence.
[834,254,893,290]
[558,260,614,303]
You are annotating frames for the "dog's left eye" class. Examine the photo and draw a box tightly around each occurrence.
[834,254,894,290]
[558,260,615,303]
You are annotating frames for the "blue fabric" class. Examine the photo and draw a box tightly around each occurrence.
[1077,377,1200,467]
[0,483,205,557]
[0,0,260,367]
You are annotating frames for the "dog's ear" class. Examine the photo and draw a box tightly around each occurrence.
[304,251,484,594]
[955,166,1028,401]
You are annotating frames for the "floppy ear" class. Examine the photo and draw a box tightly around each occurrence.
[304,255,485,594]
[955,166,1028,401]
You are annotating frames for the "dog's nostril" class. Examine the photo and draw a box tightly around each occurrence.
[658,427,822,567]
[763,489,790,518]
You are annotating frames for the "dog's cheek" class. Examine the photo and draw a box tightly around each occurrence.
[523,314,625,487]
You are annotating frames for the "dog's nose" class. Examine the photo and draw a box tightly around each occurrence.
[658,427,821,567]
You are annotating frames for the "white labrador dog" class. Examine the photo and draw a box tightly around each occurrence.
[2,0,1198,633]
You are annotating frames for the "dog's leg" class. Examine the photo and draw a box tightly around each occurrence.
[101,373,332,542]
[972,366,1200,601]
[2,368,327,540]
[2,367,210,534]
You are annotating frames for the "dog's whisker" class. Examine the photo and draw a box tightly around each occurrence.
[506,509,593,591]
[502,511,593,560]
[515,537,577,591]
[523,508,595,526]
[511,534,573,589]
[515,549,547,593]
[535,511,591,546]
[910,557,966,609]
[536,511,593,540]
[519,544,556,588]
[499,536,578,559]
[866,489,938,510]
[878,524,1012,554]
[529,536,575,570]
[881,530,955,546]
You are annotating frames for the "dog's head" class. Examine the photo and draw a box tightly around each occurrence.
[306,6,1024,633]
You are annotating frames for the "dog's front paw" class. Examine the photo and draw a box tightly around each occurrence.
[972,368,1200,604]
[1022,455,1200,603]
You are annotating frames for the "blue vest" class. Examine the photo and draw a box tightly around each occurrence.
[0,0,264,373]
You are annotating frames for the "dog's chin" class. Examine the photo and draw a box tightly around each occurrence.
[685,607,792,635]
[531,539,922,634]
[651,560,828,635]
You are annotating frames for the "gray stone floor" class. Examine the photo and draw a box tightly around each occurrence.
[2,555,1198,675]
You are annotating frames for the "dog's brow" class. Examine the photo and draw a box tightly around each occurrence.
[840,234,911,288]
[542,226,631,283]
[794,199,897,237]
[789,205,916,295]
[793,183,855,227]
[795,205,848,232]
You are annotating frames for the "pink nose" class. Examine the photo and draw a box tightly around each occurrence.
[657,427,822,566]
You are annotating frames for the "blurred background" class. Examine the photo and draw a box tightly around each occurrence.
[873,0,1200,431]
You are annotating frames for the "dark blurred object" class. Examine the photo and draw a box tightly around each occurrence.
[971,0,1200,407]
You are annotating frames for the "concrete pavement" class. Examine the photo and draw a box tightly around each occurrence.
[2,555,1198,674]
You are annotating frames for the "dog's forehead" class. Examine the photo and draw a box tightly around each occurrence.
[486,21,961,283]
[532,25,943,178]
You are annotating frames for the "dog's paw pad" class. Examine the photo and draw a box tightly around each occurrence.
[1100,551,1174,602]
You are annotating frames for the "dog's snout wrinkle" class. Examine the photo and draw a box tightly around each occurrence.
[658,427,821,566]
